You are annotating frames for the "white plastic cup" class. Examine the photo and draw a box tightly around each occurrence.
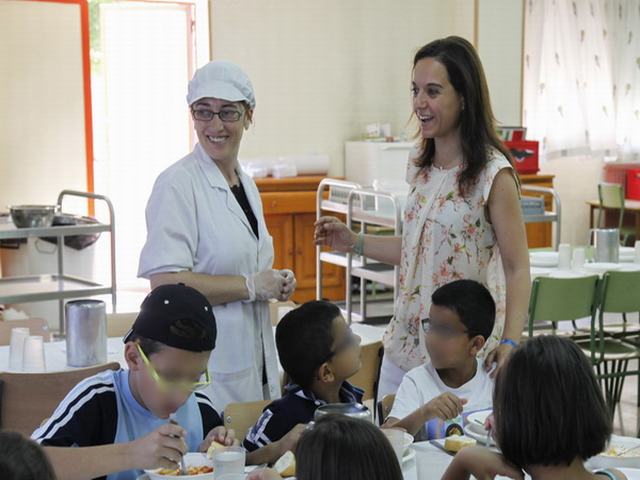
[22,335,46,372]
[9,327,30,371]
[212,447,245,477]
[572,247,586,271]
[558,244,572,270]
[382,428,405,465]
[634,240,640,264]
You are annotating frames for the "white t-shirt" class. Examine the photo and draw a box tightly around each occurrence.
[388,359,493,440]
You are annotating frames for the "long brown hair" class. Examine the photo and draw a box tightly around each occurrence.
[413,36,514,196]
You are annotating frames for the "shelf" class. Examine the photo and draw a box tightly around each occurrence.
[352,264,396,287]
[0,222,111,240]
[319,200,399,228]
[523,212,558,224]
[320,252,395,286]
[0,274,113,304]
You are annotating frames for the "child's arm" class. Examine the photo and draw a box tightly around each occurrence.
[43,423,187,480]
[246,424,306,466]
[247,468,283,480]
[441,447,524,480]
[383,392,467,437]
[199,426,238,451]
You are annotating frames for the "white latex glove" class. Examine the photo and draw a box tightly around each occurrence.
[245,269,286,302]
[278,269,297,301]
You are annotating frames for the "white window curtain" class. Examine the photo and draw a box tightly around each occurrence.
[523,0,640,161]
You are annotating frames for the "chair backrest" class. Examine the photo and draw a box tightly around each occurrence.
[598,183,625,229]
[528,276,600,336]
[223,399,270,440]
[0,318,51,345]
[0,362,120,436]
[377,393,396,425]
[600,271,640,314]
[106,312,138,338]
[348,341,383,403]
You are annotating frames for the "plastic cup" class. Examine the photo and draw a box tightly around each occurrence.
[9,327,30,371]
[212,446,245,477]
[22,335,46,372]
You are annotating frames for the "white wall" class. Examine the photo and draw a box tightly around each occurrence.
[0,0,87,209]
[477,0,524,126]
[210,0,475,176]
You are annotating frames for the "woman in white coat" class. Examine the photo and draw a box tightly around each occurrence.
[138,61,296,411]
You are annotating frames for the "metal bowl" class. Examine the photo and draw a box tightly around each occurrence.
[314,402,373,422]
[9,205,57,228]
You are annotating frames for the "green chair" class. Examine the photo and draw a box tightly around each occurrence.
[528,275,640,418]
[598,183,636,246]
[527,276,599,340]
[573,271,640,418]
[595,270,640,341]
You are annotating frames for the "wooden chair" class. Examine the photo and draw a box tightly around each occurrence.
[348,341,384,418]
[106,312,138,338]
[0,318,51,345]
[223,399,270,440]
[377,393,396,425]
[0,362,120,436]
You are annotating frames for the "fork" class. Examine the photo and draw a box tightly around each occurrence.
[168,414,188,475]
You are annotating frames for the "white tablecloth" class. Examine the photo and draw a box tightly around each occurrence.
[0,323,386,374]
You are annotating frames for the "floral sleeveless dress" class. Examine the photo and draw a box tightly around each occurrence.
[382,147,515,371]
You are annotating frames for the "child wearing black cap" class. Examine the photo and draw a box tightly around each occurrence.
[32,284,235,480]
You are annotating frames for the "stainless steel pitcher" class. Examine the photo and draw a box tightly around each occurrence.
[589,228,620,263]
[65,299,107,367]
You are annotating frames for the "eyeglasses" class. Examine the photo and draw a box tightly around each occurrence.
[321,327,360,364]
[191,108,243,123]
[136,344,211,393]
[420,318,476,339]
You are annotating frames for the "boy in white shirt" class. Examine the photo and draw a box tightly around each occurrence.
[383,280,496,440]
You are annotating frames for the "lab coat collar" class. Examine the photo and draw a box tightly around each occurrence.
[194,143,260,241]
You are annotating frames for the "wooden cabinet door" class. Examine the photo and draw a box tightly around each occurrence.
[264,214,294,271]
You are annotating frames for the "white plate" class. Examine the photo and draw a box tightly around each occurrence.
[464,410,495,446]
[619,264,640,272]
[583,262,624,274]
[548,270,588,278]
[587,435,640,470]
[403,432,414,454]
[402,447,416,464]
[144,453,214,480]
[531,267,553,278]
[530,251,559,267]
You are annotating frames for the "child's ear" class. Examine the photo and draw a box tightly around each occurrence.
[316,362,335,384]
[469,335,486,356]
[124,343,142,371]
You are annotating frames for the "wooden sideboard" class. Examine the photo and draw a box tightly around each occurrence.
[257,173,555,303]
[256,176,345,303]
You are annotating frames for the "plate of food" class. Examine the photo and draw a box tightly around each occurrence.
[144,453,214,479]
[463,410,495,446]
[588,435,640,470]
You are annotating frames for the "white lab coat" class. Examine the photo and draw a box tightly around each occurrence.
[138,143,281,412]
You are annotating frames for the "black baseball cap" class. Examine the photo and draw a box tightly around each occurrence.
[124,283,216,352]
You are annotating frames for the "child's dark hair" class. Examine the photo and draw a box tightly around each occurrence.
[493,335,612,468]
[0,431,57,480]
[431,279,495,339]
[276,301,341,389]
[295,415,403,480]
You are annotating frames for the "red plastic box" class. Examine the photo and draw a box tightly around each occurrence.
[627,169,640,200]
[504,140,539,174]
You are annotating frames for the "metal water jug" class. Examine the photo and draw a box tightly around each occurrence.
[589,228,620,263]
[65,300,107,367]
